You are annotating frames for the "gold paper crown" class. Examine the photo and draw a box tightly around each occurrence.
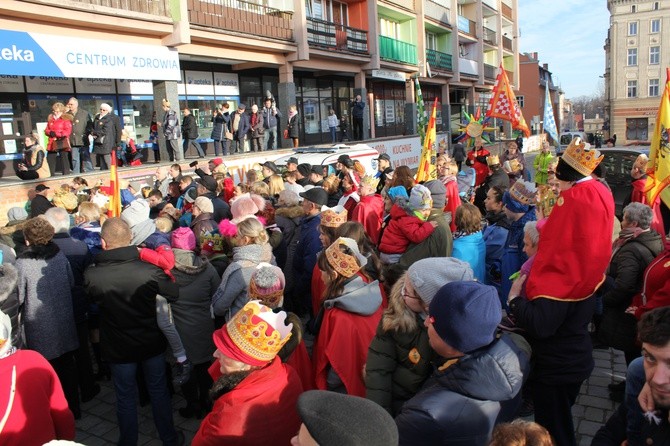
[561,137,603,177]
[321,205,348,228]
[536,185,558,217]
[509,180,537,205]
[226,301,292,363]
[325,237,363,278]
[487,155,501,166]
[360,175,380,190]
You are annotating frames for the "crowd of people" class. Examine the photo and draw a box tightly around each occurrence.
[1,135,669,446]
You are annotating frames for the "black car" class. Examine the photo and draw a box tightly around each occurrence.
[598,147,649,219]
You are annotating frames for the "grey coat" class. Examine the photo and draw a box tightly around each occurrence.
[0,263,22,349]
[16,243,78,360]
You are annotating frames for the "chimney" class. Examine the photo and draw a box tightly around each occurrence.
[533,52,538,60]
[543,63,548,70]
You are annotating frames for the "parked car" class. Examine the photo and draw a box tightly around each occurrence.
[557,131,595,156]
[598,146,650,219]
[273,143,380,176]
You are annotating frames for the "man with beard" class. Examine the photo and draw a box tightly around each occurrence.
[592,307,670,445]
[192,301,303,445]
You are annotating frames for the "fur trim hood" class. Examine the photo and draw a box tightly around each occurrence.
[274,205,304,220]
[17,242,60,261]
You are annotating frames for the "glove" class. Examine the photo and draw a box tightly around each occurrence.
[49,131,57,137]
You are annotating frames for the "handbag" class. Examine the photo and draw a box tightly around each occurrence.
[225,131,233,140]
[55,137,71,152]
[597,308,638,351]
[283,129,289,139]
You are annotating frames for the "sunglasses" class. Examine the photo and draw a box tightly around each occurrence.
[401,284,421,301]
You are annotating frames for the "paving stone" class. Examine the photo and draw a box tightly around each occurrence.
[592,350,612,360]
[587,385,611,399]
[88,401,115,417]
[578,434,594,446]
[578,395,615,411]
[578,419,604,436]
[594,358,611,369]
[572,404,585,417]
[588,376,615,387]
[76,414,103,430]
[87,419,118,437]
[82,435,113,446]
[584,407,605,423]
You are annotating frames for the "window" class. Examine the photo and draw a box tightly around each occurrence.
[626,118,647,140]
[651,19,661,33]
[631,5,636,12]
[628,21,638,35]
[654,1,659,10]
[627,80,638,98]
[650,46,660,64]
[628,48,638,66]
[649,79,660,97]
[425,32,437,51]
[379,18,400,39]
[517,95,524,108]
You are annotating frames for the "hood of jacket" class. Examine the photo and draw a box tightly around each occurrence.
[625,230,665,256]
[324,274,382,316]
[275,205,304,220]
[0,264,18,303]
[232,242,273,264]
[485,210,510,229]
[434,333,527,402]
[173,248,209,275]
[17,241,60,261]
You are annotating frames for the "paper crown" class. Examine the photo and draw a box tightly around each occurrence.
[487,155,501,166]
[320,205,348,228]
[360,174,380,190]
[218,301,293,367]
[509,180,537,205]
[325,237,367,278]
[561,137,603,176]
[536,184,558,217]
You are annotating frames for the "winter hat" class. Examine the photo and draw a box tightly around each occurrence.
[171,227,196,251]
[297,390,399,446]
[213,300,292,367]
[423,180,447,209]
[408,257,474,305]
[184,187,198,204]
[408,184,433,211]
[7,207,28,223]
[502,180,537,214]
[248,263,286,309]
[387,186,409,204]
[121,199,156,245]
[297,163,312,178]
[429,281,502,354]
[194,196,214,214]
[325,237,367,278]
[231,193,265,224]
[211,158,224,167]
[0,310,13,358]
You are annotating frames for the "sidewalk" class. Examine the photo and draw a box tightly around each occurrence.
[74,348,627,445]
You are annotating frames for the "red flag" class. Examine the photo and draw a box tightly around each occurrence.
[107,149,122,218]
[416,98,438,182]
[645,67,670,208]
[486,63,530,137]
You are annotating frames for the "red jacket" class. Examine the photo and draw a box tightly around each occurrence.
[466,147,490,187]
[351,194,384,245]
[631,248,670,319]
[443,178,461,233]
[379,205,435,255]
[0,350,75,446]
[194,357,303,446]
[45,115,73,152]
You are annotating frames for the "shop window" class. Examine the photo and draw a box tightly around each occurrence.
[626,118,647,140]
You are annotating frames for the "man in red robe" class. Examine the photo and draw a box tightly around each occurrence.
[192,301,303,446]
[466,143,491,187]
[351,175,384,244]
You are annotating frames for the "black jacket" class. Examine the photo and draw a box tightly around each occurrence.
[30,195,54,218]
[201,192,232,223]
[52,233,93,324]
[182,114,199,140]
[84,246,179,363]
[592,403,670,446]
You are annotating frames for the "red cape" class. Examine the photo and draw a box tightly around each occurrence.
[631,249,670,319]
[631,178,665,237]
[351,194,384,245]
[443,179,460,233]
[467,148,490,186]
[526,179,614,301]
[286,340,316,390]
[194,357,303,446]
[311,263,326,318]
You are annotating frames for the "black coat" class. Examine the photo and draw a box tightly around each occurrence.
[287,114,300,139]
[52,233,93,324]
[182,114,199,140]
[84,246,179,363]
[201,192,232,223]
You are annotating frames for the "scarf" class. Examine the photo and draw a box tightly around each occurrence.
[288,109,297,119]
[612,226,648,255]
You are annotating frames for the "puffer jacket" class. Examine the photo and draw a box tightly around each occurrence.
[395,333,530,446]
[483,211,510,292]
[400,209,453,267]
[45,114,73,152]
[163,109,181,140]
[379,204,436,255]
[274,205,303,298]
[500,209,536,300]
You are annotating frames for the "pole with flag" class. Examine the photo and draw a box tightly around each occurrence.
[107,149,122,217]
[486,63,530,137]
[645,67,670,208]
[543,85,559,143]
[415,77,428,145]
[416,98,439,183]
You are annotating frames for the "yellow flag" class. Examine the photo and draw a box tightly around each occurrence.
[416,98,438,183]
[645,68,670,207]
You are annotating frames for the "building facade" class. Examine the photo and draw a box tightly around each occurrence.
[516,52,561,138]
[0,0,519,154]
[605,0,669,143]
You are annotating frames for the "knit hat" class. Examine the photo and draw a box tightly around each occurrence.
[211,158,224,167]
[320,205,347,228]
[248,263,286,309]
[297,390,399,446]
[387,186,409,204]
[184,187,198,204]
[231,193,265,224]
[7,207,28,223]
[0,310,12,358]
[502,180,537,214]
[423,180,446,209]
[195,175,218,193]
[121,199,156,245]
[337,155,354,168]
[408,184,433,211]
[194,196,214,214]
[408,257,474,305]
[171,227,196,251]
[557,137,603,180]
[428,281,502,354]
[213,300,292,367]
[325,237,367,278]
[297,163,312,178]
[311,165,325,176]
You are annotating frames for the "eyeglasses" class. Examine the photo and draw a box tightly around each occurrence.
[401,284,421,301]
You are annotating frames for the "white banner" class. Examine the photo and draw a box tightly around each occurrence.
[184,71,214,96]
[74,78,115,94]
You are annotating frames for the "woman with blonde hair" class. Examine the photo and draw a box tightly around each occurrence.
[436,155,461,232]
[45,102,73,176]
[210,217,274,327]
[267,174,285,203]
[287,104,300,148]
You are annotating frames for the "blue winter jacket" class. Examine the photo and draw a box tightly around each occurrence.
[292,213,322,312]
[500,209,536,303]
[452,232,487,283]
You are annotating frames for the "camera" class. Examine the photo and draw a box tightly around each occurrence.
[189,160,198,168]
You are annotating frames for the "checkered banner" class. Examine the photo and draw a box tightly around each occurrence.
[415,77,428,145]
[543,86,559,143]
[486,63,530,137]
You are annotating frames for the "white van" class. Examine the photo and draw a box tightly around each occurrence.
[557,131,595,155]
[273,144,380,176]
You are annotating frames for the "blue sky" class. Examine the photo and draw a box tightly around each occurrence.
[517,0,610,99]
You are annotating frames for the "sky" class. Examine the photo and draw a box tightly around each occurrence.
[517,0,610,99]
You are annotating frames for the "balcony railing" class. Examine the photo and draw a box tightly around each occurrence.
[457,15,477,37]
[384,0,415,11]
[187,0,293,41]
[459,57,478,76]
[379,35,417,65]
[484,63,497,81]
[502,35,513,51]
[482,0,497,11]
[483,27,497,45]
[424,0,450,25]
[51,0,172,18]
[501,3,513,20]
[306,18,368,53]
[426,49,452,71]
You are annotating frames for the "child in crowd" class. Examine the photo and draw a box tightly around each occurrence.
[378,184,437,264]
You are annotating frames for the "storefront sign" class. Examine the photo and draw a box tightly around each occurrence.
[0,29,181,80]
[25,76,73,93]
[371,69,406,82]
[0,75,23,93]
[74,78,115,94]
[369,133,449,169]
[185,71,214,96]
[213,73,240,96]
[116,79,153,95]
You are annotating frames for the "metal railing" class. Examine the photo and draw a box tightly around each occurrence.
[483,27,497,45]
[379,35,417,65]
[459,57,478,76]
[502,35,513,51]
[426,48,452,71]
[54,0,172,17]
[484,63,497,81]
[187,0,293,41]
[457,15,477,37]
[306,17,368,53]
[501,3,513,20]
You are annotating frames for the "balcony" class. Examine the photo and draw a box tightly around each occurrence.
[459,57,478,77]
[484,63,497,81]
[306,18,368,53]
[502,35,513,51]
[379,36,417,65]
[426,49,452,71]
[383,0,415,11]
[457,15,477,38]
[482,0,497,11]
[187,0,293,41]
[44,0,172,18]
[424,0,450,25]
[483,27,497,45]
[501,3,513,20]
